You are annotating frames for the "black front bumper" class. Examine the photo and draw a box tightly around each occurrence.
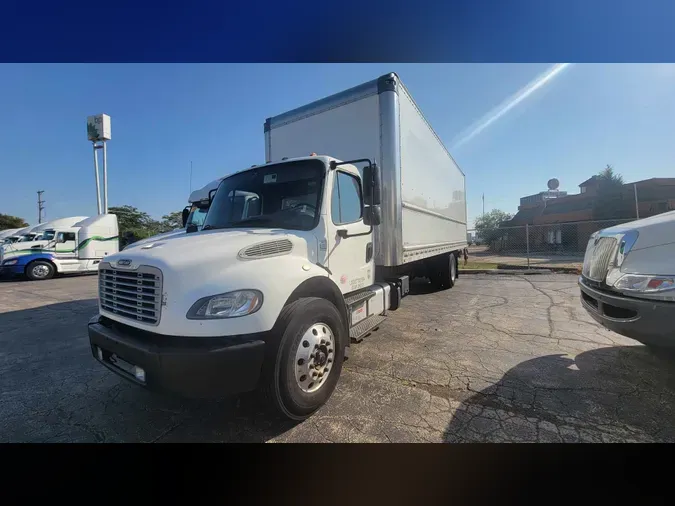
[88,316,266,398]
[578,277,675,348]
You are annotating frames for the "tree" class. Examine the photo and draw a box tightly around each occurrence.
[474,209,513,248]
[159,211,184,232]
[594,165,629,219]
[597,164,624,191]
[0,214,29,231]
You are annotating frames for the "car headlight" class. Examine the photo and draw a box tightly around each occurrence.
[2,259,18,266]
[187,290,263,319]
[613,274,675,293]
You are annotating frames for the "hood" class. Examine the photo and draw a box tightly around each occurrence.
[108,228,312,272]
[2,240,50,255]
[601,210,675,250]
[123,228,185,250]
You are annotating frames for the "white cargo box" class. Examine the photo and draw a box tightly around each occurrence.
[265,73,467,268]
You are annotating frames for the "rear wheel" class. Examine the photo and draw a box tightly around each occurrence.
[430,253,457,290]
[25,260,55,281]
[262,297,346,420]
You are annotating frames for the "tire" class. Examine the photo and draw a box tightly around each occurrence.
[430,253,457,290]
[262,297,346,421]
[25,260,55,281]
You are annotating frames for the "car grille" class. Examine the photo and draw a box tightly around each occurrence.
[582,236,617,282]
[99,264,163,325]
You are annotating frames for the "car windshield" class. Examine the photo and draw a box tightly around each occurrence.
[203,159,325,231]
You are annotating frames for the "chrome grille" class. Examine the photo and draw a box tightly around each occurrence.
[240,239,293,259]
[582,236,617,282]
[99,264,163,325]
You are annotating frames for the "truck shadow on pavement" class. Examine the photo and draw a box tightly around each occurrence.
[443,345,675,443]
[0,299,298,443]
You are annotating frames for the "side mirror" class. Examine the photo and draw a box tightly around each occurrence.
[57,236,66,244]
[208,188,217,204]
[363,205,382,226]
[181,207,190,227]
[363,163,382,206]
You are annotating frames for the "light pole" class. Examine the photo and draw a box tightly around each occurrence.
[87,114,112,214]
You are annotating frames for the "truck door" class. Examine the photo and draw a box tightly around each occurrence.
[55,232,77,258]
[326,170,374,294]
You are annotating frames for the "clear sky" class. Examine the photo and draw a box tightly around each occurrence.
[1,64,674,229]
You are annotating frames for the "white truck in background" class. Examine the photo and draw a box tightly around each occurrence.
[0,228,28,244]
[123,177,226,251]
[88,72,467,420]
[0,214,119,280]
[579,210,675,349]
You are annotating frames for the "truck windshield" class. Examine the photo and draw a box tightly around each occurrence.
[203,159,325,231]
[42,230,56,241]
[18,234,37,242]
[186,206,208,229]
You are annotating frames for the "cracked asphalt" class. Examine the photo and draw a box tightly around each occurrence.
[1,273,674,443]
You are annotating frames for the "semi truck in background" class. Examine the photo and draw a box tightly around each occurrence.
[87,72,468,420]
[0,214,119,280]
[579,210,675,349]
[0,228,28,244]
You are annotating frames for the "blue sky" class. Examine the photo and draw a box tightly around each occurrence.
[1,64,674,228]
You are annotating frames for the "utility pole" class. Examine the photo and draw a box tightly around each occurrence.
[190,161,193,193]
[633,183,640,219]
[37,190,46,224]
[482,193,485,217]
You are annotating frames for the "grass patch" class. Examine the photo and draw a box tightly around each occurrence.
[459,261,499,270]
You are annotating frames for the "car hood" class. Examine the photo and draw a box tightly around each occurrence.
[600,210,675,250]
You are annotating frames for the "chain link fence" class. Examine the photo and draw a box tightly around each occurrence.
[466,219,635,269]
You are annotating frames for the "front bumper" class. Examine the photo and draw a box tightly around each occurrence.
[0,264,24,277]
[88,315,266,398]
[578,277,675,348]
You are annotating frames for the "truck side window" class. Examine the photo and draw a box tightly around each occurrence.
[331,171,363,225]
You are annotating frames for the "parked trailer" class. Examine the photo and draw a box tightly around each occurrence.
[87,72,467,420]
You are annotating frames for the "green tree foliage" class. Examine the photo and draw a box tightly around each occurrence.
[474,209,513,248]
[159,211,184,232]
[109,205,185,248]
[594,165,629,219]
[0,214,29,231]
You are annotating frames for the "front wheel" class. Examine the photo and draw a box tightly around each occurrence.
[25,260,55,281]
[263,297,346,420]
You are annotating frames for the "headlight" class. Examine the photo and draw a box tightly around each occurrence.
[2,259,18,266]
[187,290,263,319]
[613,274,675,293]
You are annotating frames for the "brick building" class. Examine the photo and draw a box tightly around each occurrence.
[500,177,675,252]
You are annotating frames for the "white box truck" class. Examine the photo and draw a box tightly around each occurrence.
[87,73,467,420]
[579,210,675,349]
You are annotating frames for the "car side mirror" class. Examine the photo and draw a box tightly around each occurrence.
[363,205,382,226]
[363,163,382,206]
[182,207,190,227]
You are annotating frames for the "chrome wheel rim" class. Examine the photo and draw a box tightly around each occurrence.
[32,264,51,278]
[294,322,335,393]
